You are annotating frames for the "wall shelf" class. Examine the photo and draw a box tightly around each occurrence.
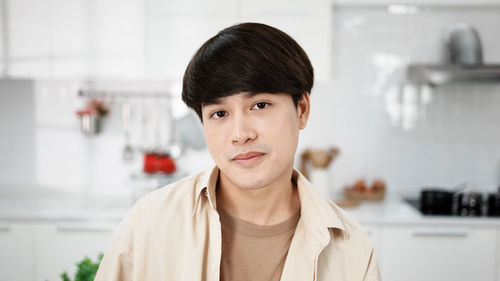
[407,64,500,86]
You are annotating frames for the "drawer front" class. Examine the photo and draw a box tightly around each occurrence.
[34,223,116,281]
[380,227,496,281]
[0,224,35,281]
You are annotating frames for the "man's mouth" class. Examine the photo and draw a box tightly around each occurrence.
[232,151,266,167]
[233,151,265,160]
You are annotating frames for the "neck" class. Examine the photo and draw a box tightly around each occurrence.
[216,167,301,226]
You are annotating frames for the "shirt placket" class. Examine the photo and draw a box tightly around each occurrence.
[205,189,222,281]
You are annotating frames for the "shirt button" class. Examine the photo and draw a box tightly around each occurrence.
[205,190,209,197]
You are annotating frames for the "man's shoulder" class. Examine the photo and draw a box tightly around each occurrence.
[317,200,380,280]
[297,176,368,240]
[326,200,367,236]
[320,198,375,251]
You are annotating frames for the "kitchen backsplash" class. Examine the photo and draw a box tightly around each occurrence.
[299,4,500,197]
[1,3,500,198]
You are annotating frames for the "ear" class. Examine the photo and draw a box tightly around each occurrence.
[297,92,311,130]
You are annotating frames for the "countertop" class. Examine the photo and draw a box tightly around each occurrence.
[0,187,133,222]
[2,188,500,228]
[343,194,500,228]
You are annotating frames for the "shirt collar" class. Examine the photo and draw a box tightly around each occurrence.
[193,165,350,242]
[193,165,220,213]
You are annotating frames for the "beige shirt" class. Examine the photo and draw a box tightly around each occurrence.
[94,166,381,281]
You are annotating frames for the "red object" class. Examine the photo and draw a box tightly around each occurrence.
[143,153,176,174]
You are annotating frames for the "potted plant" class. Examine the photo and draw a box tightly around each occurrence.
[76,99,109,136]
[60,253,103,281]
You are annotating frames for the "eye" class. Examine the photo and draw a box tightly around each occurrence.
[210,111,227,119]
[252,102,269,110]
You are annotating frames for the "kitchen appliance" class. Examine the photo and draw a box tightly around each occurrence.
[487,193,500,217]
[408,22,500,85]
[408,187,500,217]
[143,152,176,174]
[420,188,454,215]
[444,22,483,66]
[457,192,483,216]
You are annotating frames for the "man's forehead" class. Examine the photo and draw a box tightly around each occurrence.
[202,92,262,107]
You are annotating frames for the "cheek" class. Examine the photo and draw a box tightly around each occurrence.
[265,112,300,158]
[204,126,225,160]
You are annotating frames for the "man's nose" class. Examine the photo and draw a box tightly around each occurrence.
[231,113,257,145]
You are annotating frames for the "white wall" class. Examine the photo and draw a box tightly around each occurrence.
[300,5,500,197]
[1,1,500,198]
[0,79,36,186]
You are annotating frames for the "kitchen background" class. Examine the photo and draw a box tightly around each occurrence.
[1,0,500,281]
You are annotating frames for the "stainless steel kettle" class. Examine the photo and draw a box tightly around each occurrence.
[443,22,483,66]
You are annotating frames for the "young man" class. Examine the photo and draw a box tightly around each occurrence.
[95,23,380,281]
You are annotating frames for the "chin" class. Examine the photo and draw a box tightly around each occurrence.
[221,164,273,190]
[230,176,269,190]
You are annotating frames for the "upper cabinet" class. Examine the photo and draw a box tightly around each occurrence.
[240,0,330,15]
[333,0,500,5]
[3,0,335,81]
[138,0,334,81]
[4,0,145,79]
[7,0,52,76]
[147,0,236,15]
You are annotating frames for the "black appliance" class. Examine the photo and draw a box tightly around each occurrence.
[420,188,454,215]
[488,193,500,217]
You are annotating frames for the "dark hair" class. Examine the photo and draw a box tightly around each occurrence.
[182,22,314,121]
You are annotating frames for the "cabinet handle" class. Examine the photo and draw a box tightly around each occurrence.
[57,225,115,233]
[0,225,10,232]
[412,229,468,238]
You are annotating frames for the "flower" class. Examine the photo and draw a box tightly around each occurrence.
[76,99,109,117]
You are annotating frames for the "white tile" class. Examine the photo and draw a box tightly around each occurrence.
[298,3,500,194]
[8,0,51,58]
[148,0,236,16]
[145,15,237,80]
[50,0,88,56]
[240,0,331,16]
[0,79,36,185]
[236,15,332,81]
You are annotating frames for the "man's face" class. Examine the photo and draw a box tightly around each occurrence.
[201,92,310,190]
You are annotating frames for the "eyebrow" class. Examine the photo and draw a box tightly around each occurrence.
[202,92,261,107]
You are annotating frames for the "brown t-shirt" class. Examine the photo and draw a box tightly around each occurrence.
[218,207,301,281]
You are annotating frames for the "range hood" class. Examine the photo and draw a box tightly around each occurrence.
[408,64,500,86]
[407,22,500,86]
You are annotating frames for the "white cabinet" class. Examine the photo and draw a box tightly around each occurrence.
[145,15,236,80]
[379,226,496,281]
[5,0,145,79]
[362,224,382,265]
[147,0,236,15]
[144,0,333,81]
[0,224,35,281]
[34,223,116,281]
[333,0,500,5]
[0,221,117,281]
[497,231,500,281]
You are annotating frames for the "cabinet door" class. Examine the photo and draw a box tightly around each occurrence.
[0,224,35,281]
[497,231,500,281]
[380,226,496,281]
[362,224,382,264]
[34,223,117,281]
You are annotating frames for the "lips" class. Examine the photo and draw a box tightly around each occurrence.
[232,151,266,167]
[233,151,265,160]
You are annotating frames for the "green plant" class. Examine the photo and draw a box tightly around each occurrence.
[60,253,103,281]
